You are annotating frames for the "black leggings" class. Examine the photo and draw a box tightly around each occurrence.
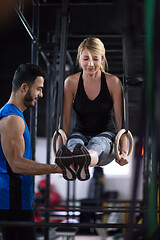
[0,210,36,240]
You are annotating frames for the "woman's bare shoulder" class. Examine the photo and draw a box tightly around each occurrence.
[104,72,122,96]
[104,72,120,84]
[64,72,81,89]
[65,72,81,82]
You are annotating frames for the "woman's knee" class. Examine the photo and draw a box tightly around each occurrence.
[87,137,112,155]
[67,132,88,150]
[67,138,84,150]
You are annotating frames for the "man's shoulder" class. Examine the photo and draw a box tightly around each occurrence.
[0,114,25,137]
[0,104,23,118]
[0,104,25,131]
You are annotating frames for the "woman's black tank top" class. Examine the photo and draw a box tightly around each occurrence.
[73,71,117,136]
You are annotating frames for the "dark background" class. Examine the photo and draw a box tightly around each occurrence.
[0,0,145,137]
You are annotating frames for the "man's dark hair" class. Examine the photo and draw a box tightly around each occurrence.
[12,63,45,92]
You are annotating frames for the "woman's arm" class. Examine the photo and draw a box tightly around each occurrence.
[106,73,128,165]
[57,74,77,148]
[62,76,75,135]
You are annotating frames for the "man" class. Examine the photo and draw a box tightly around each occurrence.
[0,63,62,240]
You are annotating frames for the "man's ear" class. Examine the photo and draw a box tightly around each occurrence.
[21,83,29,93]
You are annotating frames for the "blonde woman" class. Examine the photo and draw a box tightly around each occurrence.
[56,38,128,181]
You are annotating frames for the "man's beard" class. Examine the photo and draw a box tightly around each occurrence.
[23,89,36,108]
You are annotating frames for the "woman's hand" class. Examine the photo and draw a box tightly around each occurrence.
[115,152,129,166]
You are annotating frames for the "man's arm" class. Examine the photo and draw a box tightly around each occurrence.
[1,115,62,175]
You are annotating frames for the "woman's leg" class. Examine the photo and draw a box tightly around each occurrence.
[67,132,88,150]
[56,132,90,180]
[87,132,116,167]
[67,133,92,180]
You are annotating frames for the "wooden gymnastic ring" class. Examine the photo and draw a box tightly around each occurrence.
[52,129,67,154]
[114,129,134,161]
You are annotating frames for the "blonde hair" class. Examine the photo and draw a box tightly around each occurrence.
[77,38,108,72]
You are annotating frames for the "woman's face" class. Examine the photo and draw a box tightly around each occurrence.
[79,49,102,75]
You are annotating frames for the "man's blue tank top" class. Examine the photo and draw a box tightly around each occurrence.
[0,104,33,210]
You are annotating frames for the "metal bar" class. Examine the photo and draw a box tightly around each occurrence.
[68,49,123,53]
[40,7,62,238]
[0,221,140,229]
[57,1,77,225]
[121,0,129,131]
[29,2,43,239]
[39,48,123,54]
[17,0,25,13]
[39,9,62,240]
[58,199,143,204]
[30,3,40,221]
[67,34,122,38]
[40,51,51,240]
[66,51,74,74]
[72,181,76,218]
[56,0,69,129]
[32,2,115,7]
[32,0,40,6]
[34,205,146,211]
[50,7,61,133]
[15,5,37,42]
[122,43,129,130]
[66,181,70,221]
[30,2,39,159]
[45,68,51,240]
[35,208,147,214]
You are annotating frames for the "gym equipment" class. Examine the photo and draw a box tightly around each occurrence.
[114,129,134,161]
[52,128,67,155]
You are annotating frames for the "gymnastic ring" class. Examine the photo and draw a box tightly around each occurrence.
[52,129,67,155]
[114,129,134,161]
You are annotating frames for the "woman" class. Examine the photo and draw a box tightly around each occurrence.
[55,38,129,181]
